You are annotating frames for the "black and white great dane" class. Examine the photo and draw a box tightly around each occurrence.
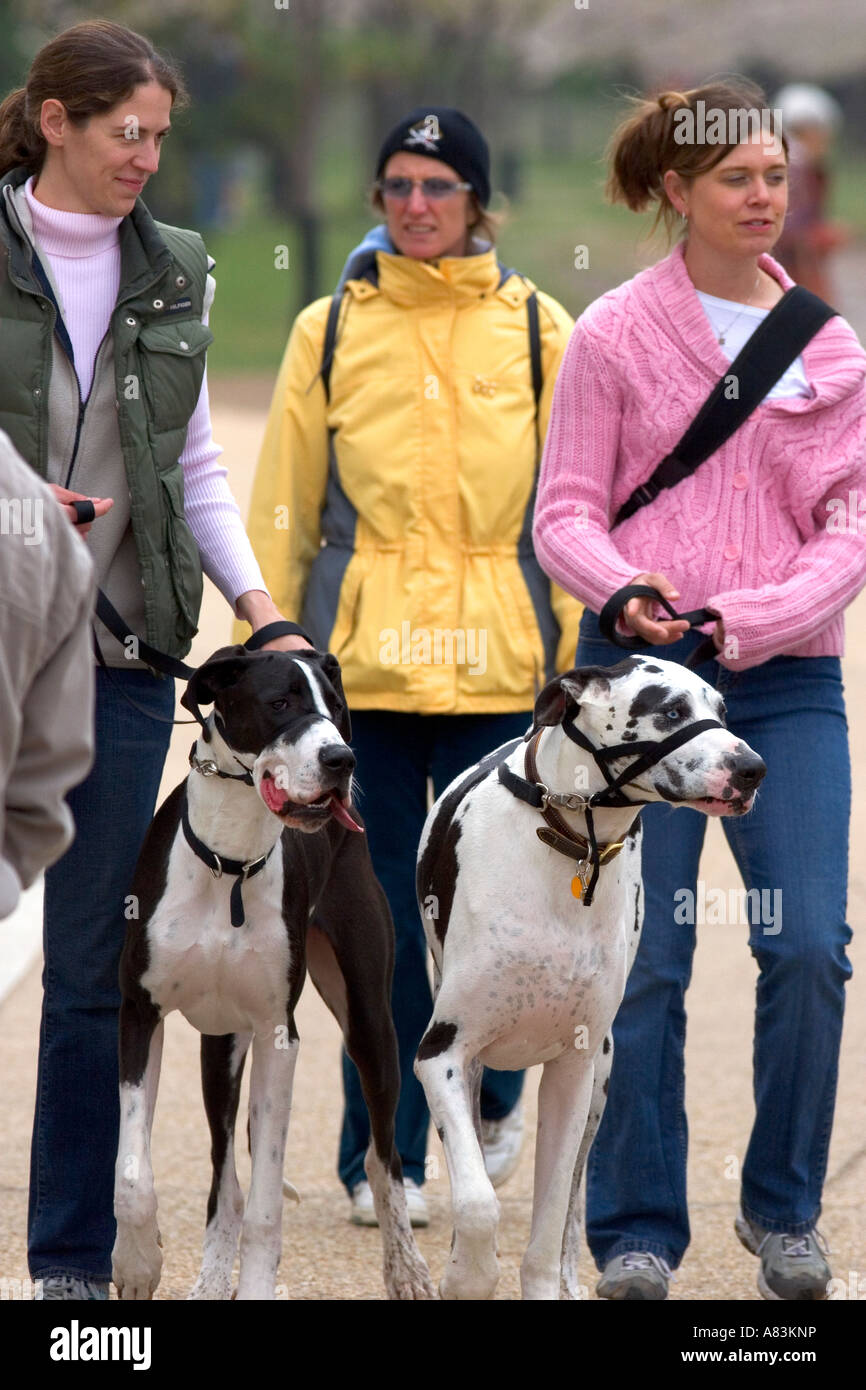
[112,644,434,1301]
[415,655,766,1300]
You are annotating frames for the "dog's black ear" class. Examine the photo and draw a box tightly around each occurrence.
[181,646,250,722]
[318,651,352,743]
[526,668,606,738]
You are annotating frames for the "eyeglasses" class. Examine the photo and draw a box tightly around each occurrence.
[377,176,472,201]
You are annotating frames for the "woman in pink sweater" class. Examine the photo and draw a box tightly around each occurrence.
[533,79,866,1302]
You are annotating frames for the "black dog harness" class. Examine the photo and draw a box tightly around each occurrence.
[499,702,724,907]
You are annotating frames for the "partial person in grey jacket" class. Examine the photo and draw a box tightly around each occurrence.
[0,429,94,919]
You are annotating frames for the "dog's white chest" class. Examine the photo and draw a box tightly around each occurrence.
[141,839,291,1036]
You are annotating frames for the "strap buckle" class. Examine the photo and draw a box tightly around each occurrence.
[544,789,590,812]
[189,747,219,777]
[210,853,223,880]
[241,856,267,880]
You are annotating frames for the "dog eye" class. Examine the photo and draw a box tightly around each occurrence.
[666,705,686,721]
[271,698,288,711]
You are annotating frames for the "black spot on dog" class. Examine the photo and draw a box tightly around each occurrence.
[621,730,638,741]
[417,1021,458,1061]
[446,1068,453,1079]
[625,815,641,846]
[633,882,641,934]
[603,1076,610,1095]
[603,1035,611,1055]
[436,1126,444,1142]
[605,724,613,731]
[643,664,663,673]
[417,739,522,945]
[663,764,684,790]
[627,683,670,721]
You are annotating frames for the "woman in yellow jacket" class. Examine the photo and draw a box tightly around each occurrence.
[244,107,578,1225]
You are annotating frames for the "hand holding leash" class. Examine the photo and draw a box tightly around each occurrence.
[49,484,113,537]
[621,572,690,645]
[599,578,721,668]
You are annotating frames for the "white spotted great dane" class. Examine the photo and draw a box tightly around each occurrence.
[415,655,765,1300]
[112,644,433,1301]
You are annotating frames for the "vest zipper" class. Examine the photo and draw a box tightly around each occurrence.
[63,328,113,490]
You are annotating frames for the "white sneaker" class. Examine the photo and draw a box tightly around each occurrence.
[481,1101,524,1188]
[403,1177,430,1228]
[350,1178,429,1228]
[350,1180,378,1226]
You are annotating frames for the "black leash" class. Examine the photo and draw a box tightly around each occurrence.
[92,588,314,725]
[598,584,720,668]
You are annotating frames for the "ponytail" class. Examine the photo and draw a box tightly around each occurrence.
[605,79,786,241]
[0,87,44,177]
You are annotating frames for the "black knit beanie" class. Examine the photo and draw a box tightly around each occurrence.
[375,106,491,207]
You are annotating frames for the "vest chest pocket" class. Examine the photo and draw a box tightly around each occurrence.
[135,319,213,434]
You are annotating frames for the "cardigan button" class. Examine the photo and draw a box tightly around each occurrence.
[732,471,748,490]
[723,543,740,561]
[153,298,164,310]
[126,316,136,327]
[175,274,186,289]
[179,340,189,351]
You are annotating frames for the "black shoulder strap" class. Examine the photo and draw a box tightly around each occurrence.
[320,289,344,404]
[613,286,837,528]
[498,261,542,414]
[527,289,542,412]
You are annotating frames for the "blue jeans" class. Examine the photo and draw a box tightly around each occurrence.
[339,711,528,1192]
[28,667,176,1283]
[575,609,852,1269]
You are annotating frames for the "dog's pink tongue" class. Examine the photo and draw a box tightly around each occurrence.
[260,777,286,814]
[330,795,364,832]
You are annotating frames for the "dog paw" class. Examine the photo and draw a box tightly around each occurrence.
[386,1256,437,1301]
[112,1224,162,1301]
[187,1273,233,1301]
[439,1252,499,1301]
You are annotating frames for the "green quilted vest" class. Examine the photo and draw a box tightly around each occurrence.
[0,167,212,659]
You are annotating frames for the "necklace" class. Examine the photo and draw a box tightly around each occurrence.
[715,273,761,346]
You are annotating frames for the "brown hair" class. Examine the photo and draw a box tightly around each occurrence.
[605,78,788,241]
[0,19,188,178]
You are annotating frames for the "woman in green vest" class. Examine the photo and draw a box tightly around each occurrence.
[0,20,296,1300]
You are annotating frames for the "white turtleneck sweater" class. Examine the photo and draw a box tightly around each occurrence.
[23,177,265,607]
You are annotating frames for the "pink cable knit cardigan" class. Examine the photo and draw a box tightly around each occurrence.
[533,242,866,670]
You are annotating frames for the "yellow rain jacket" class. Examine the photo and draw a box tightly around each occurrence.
[242,246,581,712]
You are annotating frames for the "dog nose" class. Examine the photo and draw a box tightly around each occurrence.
[319,743,356,775]
[729,751,766,793]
